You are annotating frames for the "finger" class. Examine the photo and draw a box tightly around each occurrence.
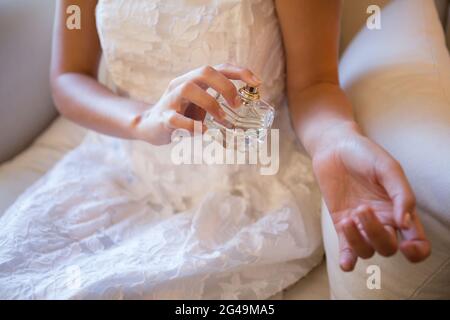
[171,66,240,108]
[184,105,206,121]
[338,230,358,272]
[356,206,398,257]
[163,110,205,133]
[376,158,416,229]
[195,66,239,108]
[399,209,431,263]
[214,63,262,87]
[174,81,225,120]
[342,217,375,259]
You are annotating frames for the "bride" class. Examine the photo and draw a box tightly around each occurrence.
[0,0,430,299]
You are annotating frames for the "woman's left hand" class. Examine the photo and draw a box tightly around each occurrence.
[312,122,431,271]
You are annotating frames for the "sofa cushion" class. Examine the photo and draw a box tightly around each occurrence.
[0,117,87,215]
[0,0,57,163]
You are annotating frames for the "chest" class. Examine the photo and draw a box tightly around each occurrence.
[96,0,277,62]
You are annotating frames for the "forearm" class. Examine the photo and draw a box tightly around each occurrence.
[51,72,148,139]
[275,0,361,156]
[288,82,361,157]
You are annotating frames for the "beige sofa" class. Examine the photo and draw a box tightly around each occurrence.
[0,0,449,299]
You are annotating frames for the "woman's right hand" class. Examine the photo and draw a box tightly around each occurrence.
[132,63,261,145]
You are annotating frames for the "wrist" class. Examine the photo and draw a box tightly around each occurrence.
[288,82,360,158]
[129,112,145,140]
[307,120,362,158]
[128,106,174,146]
[127,103,153,141]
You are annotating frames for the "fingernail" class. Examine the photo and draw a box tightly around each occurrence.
[339,258,352,272]
[351,216,361,227]
[251,75,262,84]
[403,212,412,229]
[233,95,241,108]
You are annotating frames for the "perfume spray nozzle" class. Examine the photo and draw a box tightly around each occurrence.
[239,85,260,104]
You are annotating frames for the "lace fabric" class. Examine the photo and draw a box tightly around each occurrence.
[96,0,286,105]
[0,0,323,299]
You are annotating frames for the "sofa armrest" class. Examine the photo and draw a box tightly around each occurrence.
[0,0,57,163]
[341,0,449,53]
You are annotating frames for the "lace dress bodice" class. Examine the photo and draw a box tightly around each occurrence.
[96,0,285,105]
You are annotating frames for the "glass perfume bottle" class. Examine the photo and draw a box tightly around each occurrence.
[204,84,275,148]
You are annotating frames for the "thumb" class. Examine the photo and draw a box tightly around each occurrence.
[376,159,416,229]
[399,209,431,263]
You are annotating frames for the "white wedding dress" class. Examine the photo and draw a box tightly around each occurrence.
[0,0,323,299]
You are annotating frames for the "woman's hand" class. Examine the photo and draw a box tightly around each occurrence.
[132,64,261,145]
[312,122,431,271]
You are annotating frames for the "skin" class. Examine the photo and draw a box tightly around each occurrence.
[52,0,431,271]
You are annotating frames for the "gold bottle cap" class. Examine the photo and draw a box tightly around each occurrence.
[239,85,260,103]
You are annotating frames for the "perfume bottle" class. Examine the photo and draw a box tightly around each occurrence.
[204,84,275,148]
